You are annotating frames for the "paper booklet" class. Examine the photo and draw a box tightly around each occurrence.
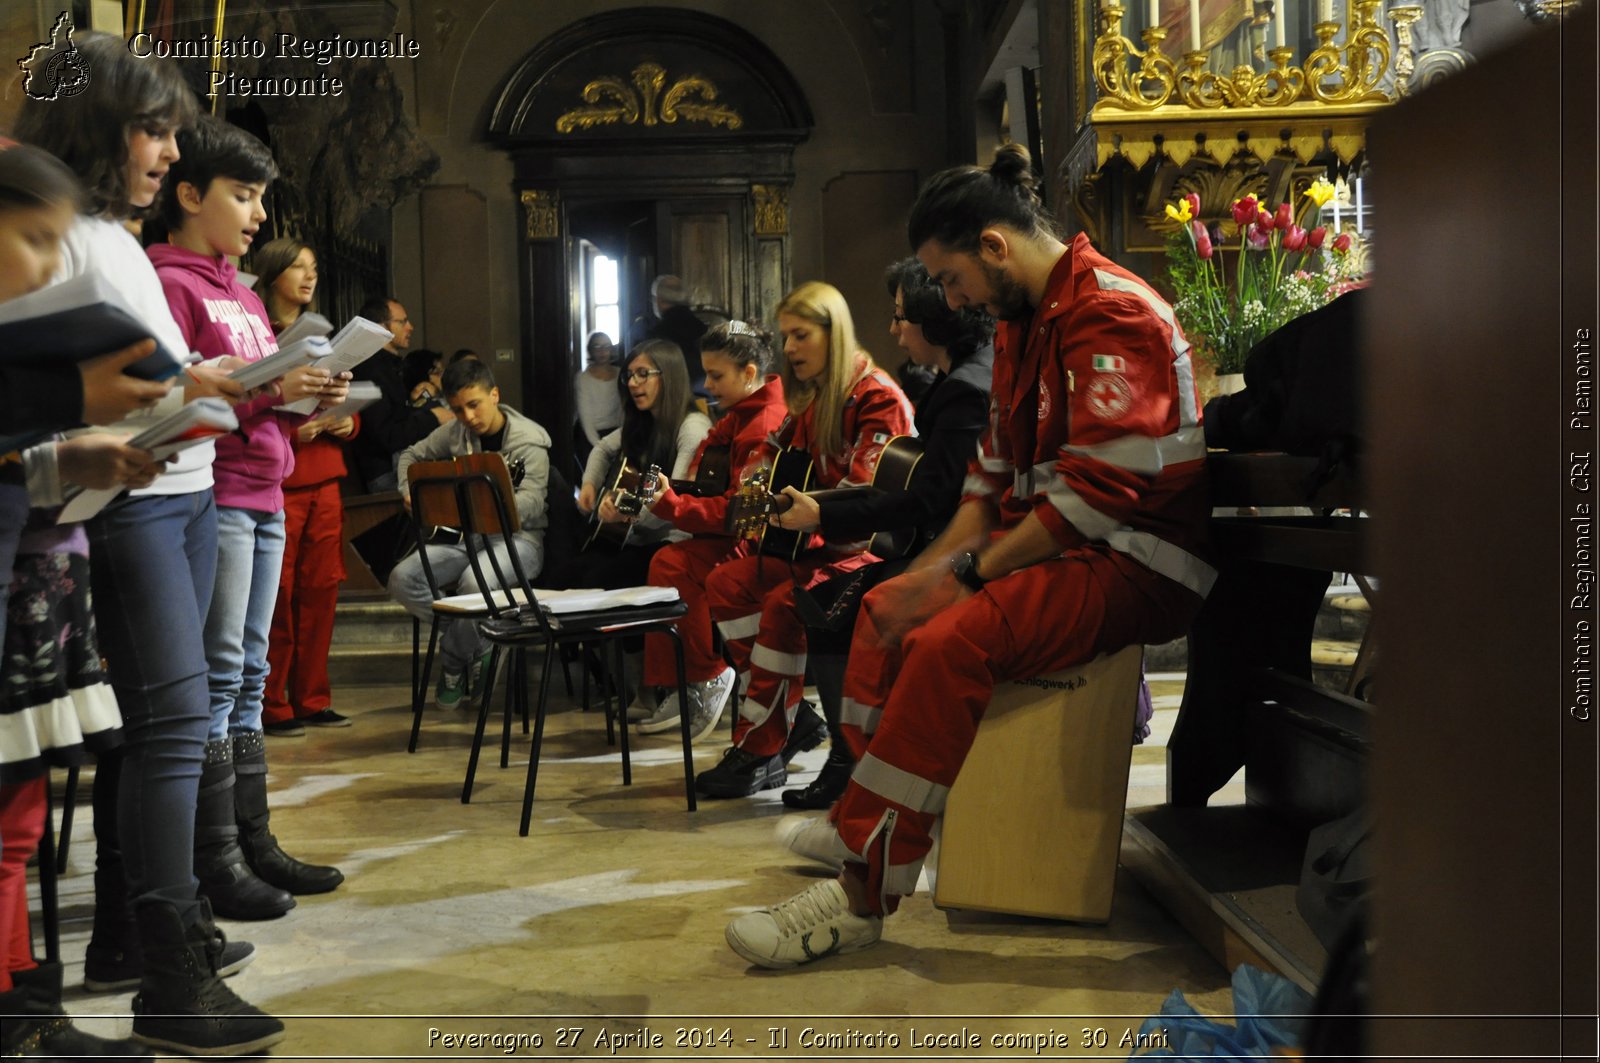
[429,585,680,616]
[56,398,239,524]
[274,311,333,348]
[0,271,190,454]
[304,380,381,425]
[226,336,331,392]
[275,316,392,415]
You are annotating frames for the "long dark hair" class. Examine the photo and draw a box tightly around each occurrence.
[699,319,774,375]
[251,237,318,330]
[14,32,197,219]
[621,339,696,472]
[0,143,85,215]
[884,257,994,367]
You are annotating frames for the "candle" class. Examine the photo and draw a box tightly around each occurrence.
[1189,0,1203,49]
[1273,0,1286,46]
[1149,0,1159,28]
[1354,175,1364,231]
[1319,0,1334,22]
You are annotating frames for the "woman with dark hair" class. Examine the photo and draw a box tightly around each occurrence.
[569,339,710,715]
[250,237,317,332]
[767,257,994,809]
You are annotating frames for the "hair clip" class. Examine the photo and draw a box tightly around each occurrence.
[726,320,757,337]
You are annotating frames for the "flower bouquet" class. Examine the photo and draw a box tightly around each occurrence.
[1163,178,1363,376]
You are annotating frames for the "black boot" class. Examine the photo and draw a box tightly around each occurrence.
[4,961,155,1059]
[233,731,344,895]
[777,700,827,763]
[781,653,855,808]
[130,898,284,1056]
[195,738,295,920]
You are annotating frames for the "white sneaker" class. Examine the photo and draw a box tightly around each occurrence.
[688,667,737,743]
[625,686,660,723]
[636,694,682,734]
[775,814,854,871]
[725,879,882,969]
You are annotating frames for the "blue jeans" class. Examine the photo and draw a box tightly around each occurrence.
[205,506,286,740]
[387,534,543,671]
[88,489,217,917]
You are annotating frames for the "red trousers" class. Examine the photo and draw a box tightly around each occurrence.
[264,481,345,723]
[704,550,879,757]
[830,546,1200,915]
[643,538,748,689]
[0,777,46,985]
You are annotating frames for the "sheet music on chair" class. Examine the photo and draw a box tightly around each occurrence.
[537,586,680,614]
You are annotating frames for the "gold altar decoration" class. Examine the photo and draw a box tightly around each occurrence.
[1087,1,1427,169]
[555,62,743,133]
[520,189,559,240]
[752,184,789,236]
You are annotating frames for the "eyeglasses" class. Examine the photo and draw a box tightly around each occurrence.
[626,368,663,383]
[891,313,911,325]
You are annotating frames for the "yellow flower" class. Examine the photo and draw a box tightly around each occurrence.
[1303,178,1336,208]
[1165,199,1194,224]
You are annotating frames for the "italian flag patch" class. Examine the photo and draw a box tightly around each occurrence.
[1092,354,1126,372]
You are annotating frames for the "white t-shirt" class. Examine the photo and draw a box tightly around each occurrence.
[55,215,215,497]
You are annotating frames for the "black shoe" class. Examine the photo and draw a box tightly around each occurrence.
[781,749,856,809]
[87,935,254,993]
[695,746,787,798]
[4,963,156,1058]
[303,708,351,727]
[234,731,345,895]
[195,739,296,920]
[130,900,285,1057]
[263,718,306,737]
[778,700,827,763]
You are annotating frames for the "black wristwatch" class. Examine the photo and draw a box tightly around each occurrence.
[951,551,988,591]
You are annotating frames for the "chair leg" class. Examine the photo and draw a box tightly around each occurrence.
[520,642,557,836]
[54,764,79,874]
[408,618,441,753]
[462,643,502,803]
[560,646,575,699]
[613,639,631,786]
[500,648,518,769]
[669,628,697,812]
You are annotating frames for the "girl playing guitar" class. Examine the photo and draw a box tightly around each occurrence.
[693,282,913,798]
[631,322,790,739]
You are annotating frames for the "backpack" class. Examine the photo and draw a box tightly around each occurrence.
[1202,289,1365,497]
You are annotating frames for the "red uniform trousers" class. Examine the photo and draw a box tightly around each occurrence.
[0,777,46,985]
[705,550,880,757]
[263,480,345,723]
[642,538,748,689]
[830,546,1200,915]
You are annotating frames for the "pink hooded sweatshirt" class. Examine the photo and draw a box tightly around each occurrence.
[148,243,298,512]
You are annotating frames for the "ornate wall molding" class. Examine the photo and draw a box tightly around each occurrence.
[752,184,790,236]
[520,189,559,240]
[554,62,743,133]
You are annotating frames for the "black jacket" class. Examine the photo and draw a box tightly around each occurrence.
[650,305,709,394]
[349,349,445,489]
[816,345,994,551]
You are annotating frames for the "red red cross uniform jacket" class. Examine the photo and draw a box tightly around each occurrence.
[643,377,789,687]
[705,358,913,755]
[831,235,1216,913]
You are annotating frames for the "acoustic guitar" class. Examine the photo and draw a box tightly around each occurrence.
[583,460,662,551]
[727,448,816,561]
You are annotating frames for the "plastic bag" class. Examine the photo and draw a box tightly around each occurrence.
[1129,963,1313,1059]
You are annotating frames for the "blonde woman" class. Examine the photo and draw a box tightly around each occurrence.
[694,282,913,798]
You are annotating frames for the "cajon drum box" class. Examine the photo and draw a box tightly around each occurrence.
[933,645,1144,923]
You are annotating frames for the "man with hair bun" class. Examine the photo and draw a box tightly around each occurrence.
[725,144,1216,969]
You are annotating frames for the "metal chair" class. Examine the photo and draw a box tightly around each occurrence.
[408,460,698,834]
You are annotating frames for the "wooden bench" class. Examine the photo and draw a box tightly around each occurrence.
[933,644,1146,923]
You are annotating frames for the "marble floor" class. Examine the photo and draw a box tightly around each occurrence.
[44,669,1241,1060]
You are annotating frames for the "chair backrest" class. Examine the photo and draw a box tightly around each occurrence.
[405,453,524,604]
[448,459,556,636]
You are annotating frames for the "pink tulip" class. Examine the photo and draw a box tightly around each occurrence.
[1232,196,1259,228]
[1274,202,1293,230]
[1282,225,1307,251]
[1307,226,1327,250]
[1257,208,1273,231]
[1246,224,1271,250]
[1192,219,1214,259]
[1332,232,1353,254]
[1184,193,1202,220]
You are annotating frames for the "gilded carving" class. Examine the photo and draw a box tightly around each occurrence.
[752,185,789,236]
[520,189,559,240]
[556,63,743,133]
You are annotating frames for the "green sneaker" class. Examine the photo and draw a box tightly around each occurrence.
[466,651,495,703]
[435,669,467,709]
